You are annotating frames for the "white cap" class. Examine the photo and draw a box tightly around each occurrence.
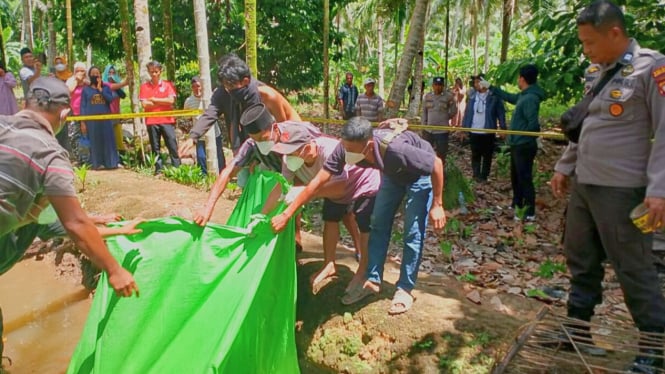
[363,78,376,85]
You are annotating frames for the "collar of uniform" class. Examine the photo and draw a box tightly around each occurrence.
[607,38,639,69]
[14,109,55,135]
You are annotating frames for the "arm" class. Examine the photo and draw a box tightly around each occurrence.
[150,96,175,105]
[428,156,446,230]
[522,95,541,132]
[193,163,241,226]
[490,86,519,105]
[101,84,115,103]
[49,196,138,297]
[271,169,333,232]
[108,80,128,91]
[4,72,17,88]
[97,218,144,237]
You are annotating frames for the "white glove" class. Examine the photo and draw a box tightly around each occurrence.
[284,186,306,204]
[479,78,491,90]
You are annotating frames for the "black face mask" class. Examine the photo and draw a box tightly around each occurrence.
[229,78,261,106]
[90,76,99,86]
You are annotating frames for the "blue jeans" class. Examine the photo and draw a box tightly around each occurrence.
[366,175,433,292]
[196,137,226,175]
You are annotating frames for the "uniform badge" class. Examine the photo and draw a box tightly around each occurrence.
[609,89,623,99]
[587,66,600,74]
[609,103,624,117]
[621,52,633,64]
[653,65,665,96]
[621,65,634,76]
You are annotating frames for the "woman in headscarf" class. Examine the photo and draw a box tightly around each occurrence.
[102,65,129,153]
[81,66,119,169]
[53,56,73,82]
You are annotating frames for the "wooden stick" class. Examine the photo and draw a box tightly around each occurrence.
[491,305,549,374]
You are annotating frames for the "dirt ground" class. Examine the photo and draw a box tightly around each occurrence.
[35,168,546,373]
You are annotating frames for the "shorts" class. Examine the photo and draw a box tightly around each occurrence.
[322,195,376,233]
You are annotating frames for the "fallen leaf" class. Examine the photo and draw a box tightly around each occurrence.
[466,290,482,304]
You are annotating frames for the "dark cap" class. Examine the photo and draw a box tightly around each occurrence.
[191,75,201,84]
[433,77,444,85]
[271,126,314,155]
[29,77,71,106]
[240,103,275,134]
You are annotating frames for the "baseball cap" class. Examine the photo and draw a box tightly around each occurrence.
[271,126,314,155]
[29,77,71,106]
[240,103,275,134]
[433,77,444,85]
[363,78,376,85]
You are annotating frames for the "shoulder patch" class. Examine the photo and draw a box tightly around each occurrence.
[587,65,600,74]
[653,65,665,96]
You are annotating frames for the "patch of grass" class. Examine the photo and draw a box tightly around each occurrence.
[440,241,453,256]
[524,223,537,234]
[494,145,511,179]
[456,272,477,283]
[413,339,435,350]
[468,332,492,348]
[73,164,90,193]
[534,259,567,279]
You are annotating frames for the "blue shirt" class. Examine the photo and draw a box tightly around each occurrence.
[338,84,359,113]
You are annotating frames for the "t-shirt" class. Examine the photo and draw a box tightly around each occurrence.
[64,76,86,115]
[323,129,435,186]
[0,110,76,236]
[19,66,35,97]
[354,94,384,122]
[139,80,177,125]
[338,84,359,113]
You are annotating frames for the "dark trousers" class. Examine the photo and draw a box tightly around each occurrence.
[565,182,665,330]
[56,123,70,154]
[510,142,537,216]
[422,132,449,161]
[147,124,181,172]
[196,136,226,175]
[469,133,495,181]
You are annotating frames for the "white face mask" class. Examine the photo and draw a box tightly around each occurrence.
[345,151,365,165]
[55,64,66,72]
[285,155,305,172]
[255,126,275,155]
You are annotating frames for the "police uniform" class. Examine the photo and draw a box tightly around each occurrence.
[555,39,665,333]
[421,77,457,159]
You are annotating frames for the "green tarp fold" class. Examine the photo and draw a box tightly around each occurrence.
[67,170,299,374]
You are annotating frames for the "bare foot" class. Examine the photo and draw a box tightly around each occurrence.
[311,262,337,291]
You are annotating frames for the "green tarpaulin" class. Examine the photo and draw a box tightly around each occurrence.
[67,171,299,374]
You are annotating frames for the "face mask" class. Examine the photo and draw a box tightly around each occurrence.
[345,151,365,165]
[90,76,99,86]
[285,155,305,172]
[230,85,251,102]
[55,64,66,72]
[256,140,274,155]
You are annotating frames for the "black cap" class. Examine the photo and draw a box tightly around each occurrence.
[433,77,444,85]
[240,103,275,134]
[271,126,314,155]
[29,77,71,106]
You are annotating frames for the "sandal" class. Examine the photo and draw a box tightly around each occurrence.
[341,284,378,305]
[388,288,415,315]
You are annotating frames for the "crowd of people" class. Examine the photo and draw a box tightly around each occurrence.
[1,0,665,371]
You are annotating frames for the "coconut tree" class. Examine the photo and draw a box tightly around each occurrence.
[66,0,72,68]
[384,0,429,119]
[323,0,330,123]
[245,0,257,76]
[134,0,152,83]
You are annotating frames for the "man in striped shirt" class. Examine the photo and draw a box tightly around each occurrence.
[355,78,384,122]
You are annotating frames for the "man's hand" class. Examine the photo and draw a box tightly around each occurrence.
[429,204,446,230]
[107,267,139,297]
[193,209,212,227]
[550,172,569,198]
[178,138,196,158]
[271,212,291,233]
[644,197,665,231]
[115,218,145,235]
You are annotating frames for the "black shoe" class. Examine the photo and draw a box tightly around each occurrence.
[629,350,664,373]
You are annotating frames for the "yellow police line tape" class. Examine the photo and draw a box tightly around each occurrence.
[301,117,566,140]
[65,110,565,140]
[65,109,204,122]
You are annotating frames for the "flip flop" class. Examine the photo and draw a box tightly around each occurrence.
[341,285,378,305]
[312,275,338,295]
[388,288,415,315]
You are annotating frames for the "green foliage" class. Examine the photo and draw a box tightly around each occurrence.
[439,241,453,256]
[456,272,477,283]
[161,165,208,187]
[526,288,550,299]
[174,60,201,109]
[73,164,90,193]
[494,146,511,179]
[443,157,474,211]
[535,259,567,279]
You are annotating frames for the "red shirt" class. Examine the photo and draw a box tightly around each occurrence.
[139,80,177,125]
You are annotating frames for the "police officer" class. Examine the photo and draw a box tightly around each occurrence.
[421,77,457,161]
[551,1,665,372]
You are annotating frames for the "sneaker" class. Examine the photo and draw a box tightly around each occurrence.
[525,215,536,222]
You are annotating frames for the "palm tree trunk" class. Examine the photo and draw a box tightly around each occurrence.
[66,0,73,68]
[385,0,429,119]
[0,14,6,68]
[323,0,330,127]
[162,0,176,82]
[134,0,153,83]
[377,16,385,99]
[118,0,145,160]
[483,0,491,73]
[23,0,34,49]
[194,0,218,174]
[47,0,56,69]
[500,0,515,62]
[406,14,426,119]
[245,0,258,76]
